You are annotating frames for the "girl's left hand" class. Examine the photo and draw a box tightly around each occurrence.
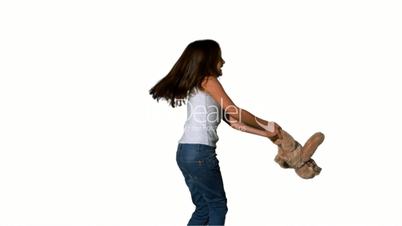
[265,122,282,141]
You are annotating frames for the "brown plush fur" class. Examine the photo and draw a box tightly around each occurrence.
[273,130,324,179]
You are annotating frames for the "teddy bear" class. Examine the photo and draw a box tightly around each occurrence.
[224,114,324,179]
[271,130,325,179]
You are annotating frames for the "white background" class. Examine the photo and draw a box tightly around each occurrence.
[1,0,401,225]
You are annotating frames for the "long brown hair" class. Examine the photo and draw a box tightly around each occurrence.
[149,39,223,108]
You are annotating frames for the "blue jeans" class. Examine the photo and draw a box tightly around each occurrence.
[176,143,228,226]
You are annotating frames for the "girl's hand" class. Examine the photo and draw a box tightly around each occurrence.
[265,122,282,141]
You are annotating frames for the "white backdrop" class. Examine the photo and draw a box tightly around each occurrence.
[1,0,401,225]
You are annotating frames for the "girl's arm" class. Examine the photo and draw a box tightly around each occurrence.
[201,76,282,138]
[223,113,280,142]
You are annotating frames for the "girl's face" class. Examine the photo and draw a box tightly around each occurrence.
[217,55,225,74]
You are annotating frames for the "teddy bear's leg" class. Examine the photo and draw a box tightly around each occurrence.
[301,132,325,163]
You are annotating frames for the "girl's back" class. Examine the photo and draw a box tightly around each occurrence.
[178,87,222,147]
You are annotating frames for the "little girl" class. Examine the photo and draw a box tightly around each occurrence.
[149,39,282,225]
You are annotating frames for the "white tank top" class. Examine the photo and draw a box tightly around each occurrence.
[178,87,222,147]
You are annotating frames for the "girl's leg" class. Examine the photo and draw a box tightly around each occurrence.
[177,143,210,225]
[191,144,228,225]
[177,143,228,225]
[184,177,210,225]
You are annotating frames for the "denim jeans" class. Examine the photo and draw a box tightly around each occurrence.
[176,143,228,226]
